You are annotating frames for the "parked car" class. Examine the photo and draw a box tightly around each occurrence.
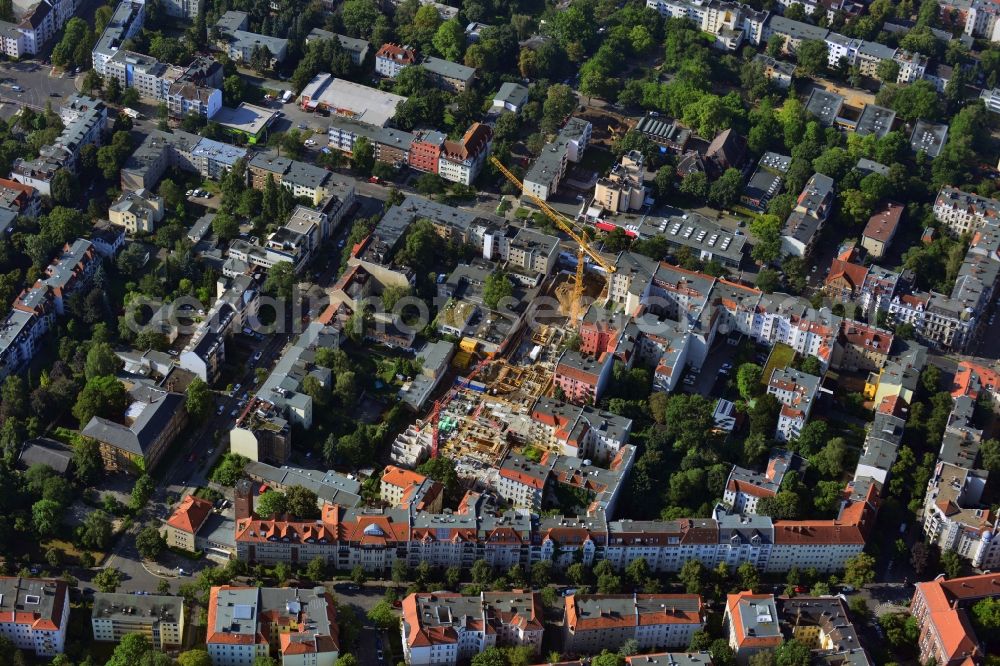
[253,351,263,362]
[368,176,383,184]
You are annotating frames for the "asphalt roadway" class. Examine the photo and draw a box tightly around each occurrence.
[0,60,81,117]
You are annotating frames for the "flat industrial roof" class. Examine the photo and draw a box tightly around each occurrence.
[213,103,277,137]
[300,74,406,127]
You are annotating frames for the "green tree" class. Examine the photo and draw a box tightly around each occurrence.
[679,559,707,595]
[136,526,166,559]
[796,39,828,75]
[306,556,327,582]
[350,136,375,176]
[80,509,113,549]
[737,562,760,592]
[285,485,320,519]
[591,651,626,666]
[843,553,876,588]
[73,375,129,427]
[941,550,963,578]
[542,84,577,134]
[708,168,744,208]
[256,490,287,517]
[94,567,124,593]
[367,600,396,630]
[177,651,212,666]
[774,639,811,666]
[877,58,900,83]
[264,261,296,300]
[417,457,460,498]
[432,19,465,60]
[679,171,708,199]
[185,378,213,423]
[85,342,121,380]
[737,363,764,400]
[32,499,61,536]
[483,271,514,310]
[471,648,508,666]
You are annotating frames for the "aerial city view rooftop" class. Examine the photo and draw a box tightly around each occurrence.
[0,0,998,664]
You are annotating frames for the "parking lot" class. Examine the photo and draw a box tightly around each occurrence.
[0,61,81,117]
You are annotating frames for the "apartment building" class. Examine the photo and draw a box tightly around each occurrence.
[214,11,288,65]
[381,466,444,512]
[723,450,800,515]
[400,592,542,665]
[304,28,370,65]
[775,596,872,665]
[120,129,201,191]
[0,0,77,57]
[645,0,767,49]
[766,367,820,442]
[92,593,185,649]
[230,320,338,463]
[724,592,782,665]
[1,238,101,381]
[910,573,1000,665]
[438,122,492,185]
[375,43,417,77]
[765,15,926,82]
[160,0,198,17]
[529,397,632,462]
[781,173,835,257]
[833,320,893,373]
[108,188,165,233]
[933,186,1000,235]
[495,453,552,510]
[178,274,259,383]
[423,56,476,93]
[889,228,999,352]
[161,494,213,551]
[920,395,1000,569]
[752,53,794,88]
[81,384,188,473]
[522,117,591,200]
[0,578,69,656]
[861,201,903,259]
[207,586,339,666]
[248,154,332,205]
[0,177,40,218]
[553,349,614,404]
[233,488,874,575]
[92,0,146,75]
[564,594,704,654]
[10,95,107,194]
[594,150,646,213]
[326,116,415,166]
[952,360,1000,410]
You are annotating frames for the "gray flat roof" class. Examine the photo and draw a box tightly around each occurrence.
[422,56,475,82]
[214,103,277,136]
[910,120,949,157]
[92,593,183,624]
[805,88,845,127]
[856,104,896,138]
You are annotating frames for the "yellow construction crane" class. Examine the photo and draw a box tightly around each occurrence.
[490,155,616,327]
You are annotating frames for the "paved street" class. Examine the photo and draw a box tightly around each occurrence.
[0,61,80,117]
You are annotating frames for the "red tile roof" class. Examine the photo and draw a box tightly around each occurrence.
[165,495,214,534]
[863,201,903,243]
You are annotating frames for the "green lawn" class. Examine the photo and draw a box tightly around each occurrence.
[760,342,796,384]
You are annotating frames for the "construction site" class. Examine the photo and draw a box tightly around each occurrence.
[392,322,569,477]
[391,156,619,481]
